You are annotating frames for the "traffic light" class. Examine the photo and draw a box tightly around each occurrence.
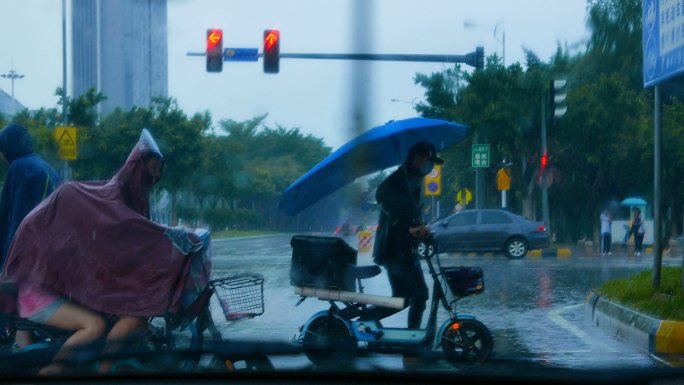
[475,46,485,71]
[206,29,223,73]
[550,79,567,125]
[263,29,280,73]
[540,151,548,174]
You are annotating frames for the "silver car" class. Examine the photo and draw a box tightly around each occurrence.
[427,209,550,259]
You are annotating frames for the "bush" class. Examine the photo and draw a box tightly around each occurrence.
[597,266,684,321]
[176,205,199,223]
[203,208,262,230]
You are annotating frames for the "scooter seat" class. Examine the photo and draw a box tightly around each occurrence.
[346,264,382,280]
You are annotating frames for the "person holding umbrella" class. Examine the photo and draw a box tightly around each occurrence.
[372,142,442,330]
[600,208,612,256]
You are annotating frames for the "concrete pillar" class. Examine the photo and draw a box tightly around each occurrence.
[584,241,594,258]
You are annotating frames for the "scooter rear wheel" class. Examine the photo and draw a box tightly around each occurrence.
[302,316,356,368]
[441,318,492,367]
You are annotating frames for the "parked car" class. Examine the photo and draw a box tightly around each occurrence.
[425,209,550,259]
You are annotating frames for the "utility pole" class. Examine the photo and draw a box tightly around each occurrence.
[654,85,663,289]
[62,0,68,124]
[1,60,24,116]
[473,47,485,209]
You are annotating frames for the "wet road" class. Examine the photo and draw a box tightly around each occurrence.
[203,234,680,371]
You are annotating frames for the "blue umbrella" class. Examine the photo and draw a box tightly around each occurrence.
[621,197,647,206]
[278,118,469,216]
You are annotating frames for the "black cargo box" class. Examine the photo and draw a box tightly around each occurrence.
[290,235,357,292]
[443,266,484,298]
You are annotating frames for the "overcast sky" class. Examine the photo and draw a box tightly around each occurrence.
[0,0,589,149]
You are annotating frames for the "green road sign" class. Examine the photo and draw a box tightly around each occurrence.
[472,144,490,168]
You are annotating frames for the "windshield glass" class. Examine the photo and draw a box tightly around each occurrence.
[1,0,683,381]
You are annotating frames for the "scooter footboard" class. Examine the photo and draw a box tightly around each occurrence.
[294,287,405,309]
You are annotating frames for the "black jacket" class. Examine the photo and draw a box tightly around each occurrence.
[372,164,422,265]
[0,124,61,268]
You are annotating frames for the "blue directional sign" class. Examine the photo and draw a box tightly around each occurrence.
[224,48,259,62]
[643,0,684,87]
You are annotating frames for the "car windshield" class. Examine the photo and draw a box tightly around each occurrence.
[1,0,683,382]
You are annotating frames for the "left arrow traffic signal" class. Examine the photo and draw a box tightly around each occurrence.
[206,29,223,73]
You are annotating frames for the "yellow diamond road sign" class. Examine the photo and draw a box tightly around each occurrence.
[56,126,77,160]
[457,189,472,205]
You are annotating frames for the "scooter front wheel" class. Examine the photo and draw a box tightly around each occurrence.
[441,318,492,367]
[302,316,356,368]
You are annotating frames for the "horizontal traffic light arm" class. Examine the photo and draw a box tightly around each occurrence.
[188,49,483,68]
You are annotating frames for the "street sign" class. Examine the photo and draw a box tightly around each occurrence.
[643,0,684,87]
[457,189,472,205]
[497,169,510,190]
[424,165,441,196]
[224,48,259,62]
[55,126,77,160]
[472,144,490,167]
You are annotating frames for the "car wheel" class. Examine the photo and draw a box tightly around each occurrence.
[504,238,527,259]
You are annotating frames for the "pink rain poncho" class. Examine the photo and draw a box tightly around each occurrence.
[0,129,210,318]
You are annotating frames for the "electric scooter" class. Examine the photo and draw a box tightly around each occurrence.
[292,234,493,369]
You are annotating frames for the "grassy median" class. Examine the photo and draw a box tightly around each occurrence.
[597,266,684,321]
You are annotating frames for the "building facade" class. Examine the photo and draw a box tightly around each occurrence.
[72,0,168,115]
[0,88,26,120]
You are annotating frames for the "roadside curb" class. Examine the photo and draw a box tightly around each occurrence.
[212,234,294,243]
[445,248,573,258]
[528,248,572,258]
[585,291,684,354]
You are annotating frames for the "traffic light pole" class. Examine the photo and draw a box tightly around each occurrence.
[541,87,549,229]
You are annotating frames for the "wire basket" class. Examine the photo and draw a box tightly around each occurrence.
[210,273,265,322]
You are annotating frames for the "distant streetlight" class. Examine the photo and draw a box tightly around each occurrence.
[391,97,419,108]
[0,69,25,116]
[464,20,506,67]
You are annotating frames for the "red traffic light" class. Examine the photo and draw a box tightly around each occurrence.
[264,29,280,74]
[206,28,223,73]
[207,29,222,51]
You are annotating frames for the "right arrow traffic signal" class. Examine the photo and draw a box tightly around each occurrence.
[263,29,280,73]
[550,79,567,125]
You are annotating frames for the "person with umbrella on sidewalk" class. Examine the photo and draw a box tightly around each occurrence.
[372,142,443,330]
[600,208,612,256]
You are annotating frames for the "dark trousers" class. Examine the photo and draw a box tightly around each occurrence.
[385,258,429,329]
[635,233,644,253]
[601,233,611,254]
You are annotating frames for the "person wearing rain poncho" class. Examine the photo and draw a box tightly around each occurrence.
[0,129,209,375]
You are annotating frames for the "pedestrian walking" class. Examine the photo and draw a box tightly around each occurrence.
[600,208,612,256]
[635,223,646,256]
[630,207,644,256]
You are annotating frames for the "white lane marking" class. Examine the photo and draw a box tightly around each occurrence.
[547,304,618,353]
